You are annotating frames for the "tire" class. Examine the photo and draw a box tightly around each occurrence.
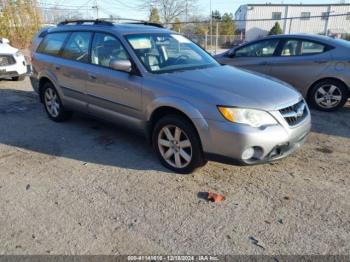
[152,114,205,174]
[41,82,73,122]
[308,79,349,112]
[11,75,25,81]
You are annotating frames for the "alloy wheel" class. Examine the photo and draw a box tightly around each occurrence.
[44,87,60,118]
[158,125,193,169]
[314,84,342,109]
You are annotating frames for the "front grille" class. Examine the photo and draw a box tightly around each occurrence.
[0,55,15,66]
[279,100,308,126]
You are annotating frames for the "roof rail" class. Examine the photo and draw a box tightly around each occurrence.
[127,22,164,28]
[57,18,164,28]
[112,18,163,28]
[57,19,114,26]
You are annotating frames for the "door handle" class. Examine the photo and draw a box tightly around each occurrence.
[54,65,61,70]
[88,73,97,80]
[314,60,327,64]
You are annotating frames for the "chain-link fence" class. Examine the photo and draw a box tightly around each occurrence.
[168,20,245,54]
[167,12,350,54]
[184,34,244,54]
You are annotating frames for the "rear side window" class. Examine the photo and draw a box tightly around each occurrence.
[61,32,92,63]
[37,33,69,56]
[301,41,325,55]
[281,39,326,56]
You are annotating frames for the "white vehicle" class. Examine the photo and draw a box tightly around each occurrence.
[0,38,28,81]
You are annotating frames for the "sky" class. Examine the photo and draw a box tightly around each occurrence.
[39,0,350,21]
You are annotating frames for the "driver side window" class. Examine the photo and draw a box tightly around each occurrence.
[91,33,129,68]
[234,39,279,58]
[61,32,92,63]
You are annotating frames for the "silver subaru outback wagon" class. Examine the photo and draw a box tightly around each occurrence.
[30,20,311,174]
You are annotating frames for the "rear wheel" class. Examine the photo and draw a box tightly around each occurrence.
[309,79,348,111]
[152,115,205,174]
[42,82,73,122]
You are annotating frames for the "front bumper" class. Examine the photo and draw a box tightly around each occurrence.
[203,110,311,165]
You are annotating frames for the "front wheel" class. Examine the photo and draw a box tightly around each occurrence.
[152,115,206,174]
[42,82,73,122]
[308,80,348,111]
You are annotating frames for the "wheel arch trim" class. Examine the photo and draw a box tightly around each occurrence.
[146,97,210,151]
[37,71,63,102]
[307,77,350,100]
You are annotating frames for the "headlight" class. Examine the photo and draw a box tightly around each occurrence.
[218,107,277,128]
[14,51,23,57]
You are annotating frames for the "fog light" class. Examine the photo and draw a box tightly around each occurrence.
[242,147,255,160]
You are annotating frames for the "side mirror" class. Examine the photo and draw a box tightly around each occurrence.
[227,50,235,58]
[0,38,10,44]
[109,59,132,73]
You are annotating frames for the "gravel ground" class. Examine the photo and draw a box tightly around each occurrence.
[0,78,350,255]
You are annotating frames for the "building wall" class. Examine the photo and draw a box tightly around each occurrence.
[327,5,350,34]
[235,5,248,31]
[245,5,286,41]
[241,4,350,41]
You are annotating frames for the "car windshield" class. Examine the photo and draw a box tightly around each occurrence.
[125,33,219,74]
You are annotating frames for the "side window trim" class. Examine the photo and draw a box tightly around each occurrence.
[58,32,72,58]
[272,39,283,56]
[88,31,95,64]
[37,29,141,76]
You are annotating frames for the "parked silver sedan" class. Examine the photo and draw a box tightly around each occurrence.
[30,21,311,173]
[215,34,350,111]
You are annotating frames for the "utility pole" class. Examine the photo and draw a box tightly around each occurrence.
[185,0,188,23]
[149,0,153,18]
[92,0,99,19]
[210,0,212,53]
[215,20,219,54]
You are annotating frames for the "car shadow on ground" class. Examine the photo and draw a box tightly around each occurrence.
[0,88,169,172]
[310,103,350,139]
[0,88,349,173]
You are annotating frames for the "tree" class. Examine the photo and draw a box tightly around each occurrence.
[194,20,208,35]
[149,7,161,23]
[211,10,221,20]
[0,0,41,48]
[139,0,198,24]
[172,17,182,32]
[194,23,208,35]
[219,13,236,35]
[269,22,283,35]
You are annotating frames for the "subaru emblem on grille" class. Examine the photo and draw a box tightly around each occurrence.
[279,100,307,126]
[295,103,305,118]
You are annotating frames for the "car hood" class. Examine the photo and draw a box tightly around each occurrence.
[0,43,18,55]
[157,65,302,111]
[213,51,230,59]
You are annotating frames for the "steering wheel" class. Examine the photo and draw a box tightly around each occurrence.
[175,55,190,63]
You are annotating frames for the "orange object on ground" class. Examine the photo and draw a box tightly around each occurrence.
[207,192,225,203]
